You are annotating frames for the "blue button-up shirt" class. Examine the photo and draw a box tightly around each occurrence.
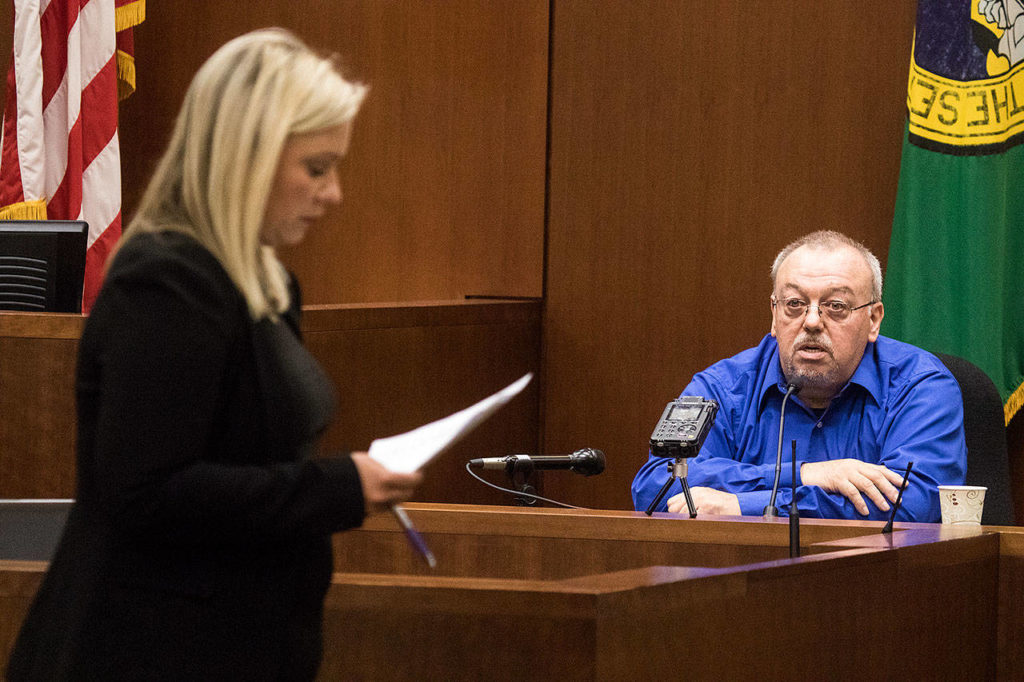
[631,335,967,521]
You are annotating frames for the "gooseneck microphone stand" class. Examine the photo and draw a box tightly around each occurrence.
[765,383,800,519]
[645,458,697,519]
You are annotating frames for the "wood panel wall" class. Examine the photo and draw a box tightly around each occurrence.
[116,1,547,304]
[0,316,82,498]
[3,2,1023,520]
[302,301,541,505]
[542,2,921,509]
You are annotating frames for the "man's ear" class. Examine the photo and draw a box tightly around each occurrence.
[867,301,884,342]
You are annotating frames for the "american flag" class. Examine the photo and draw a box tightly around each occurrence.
[0,0,144,312]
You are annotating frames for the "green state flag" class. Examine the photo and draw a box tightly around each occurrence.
[884,0,1024,424]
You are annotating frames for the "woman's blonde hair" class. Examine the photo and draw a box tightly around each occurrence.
[128,28,366,318]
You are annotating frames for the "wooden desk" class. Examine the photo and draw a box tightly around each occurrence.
[0,504,1015,679]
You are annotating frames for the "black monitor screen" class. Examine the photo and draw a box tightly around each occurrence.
[0,499,73,561]
[0,220,88,313]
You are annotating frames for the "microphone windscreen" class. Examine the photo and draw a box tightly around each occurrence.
[573,448,606,476]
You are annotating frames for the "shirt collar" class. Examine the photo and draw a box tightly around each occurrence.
[756,341,787,412]
[845,341,883,407]
[757,339,882,411]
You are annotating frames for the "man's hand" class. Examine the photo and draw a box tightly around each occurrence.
[666,486,740,516]
[351,452,424,515]
[800,459,905,516]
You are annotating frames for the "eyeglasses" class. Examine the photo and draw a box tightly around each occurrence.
[772,296,876,323]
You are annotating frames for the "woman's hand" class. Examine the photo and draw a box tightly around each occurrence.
[350,452,424,515]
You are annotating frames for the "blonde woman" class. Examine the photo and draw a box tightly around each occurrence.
[8,29,421,681]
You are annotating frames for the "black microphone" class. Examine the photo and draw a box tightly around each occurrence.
[765,382,801,519]
[469,449,606,476]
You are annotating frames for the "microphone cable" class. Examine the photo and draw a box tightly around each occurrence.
[465,462,586,509]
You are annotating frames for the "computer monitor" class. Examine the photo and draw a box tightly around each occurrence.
[0,220,88,313]
[0,499,73,561]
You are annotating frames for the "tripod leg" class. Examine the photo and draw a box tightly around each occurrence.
[679,476,697,519]
[645,473,677,516]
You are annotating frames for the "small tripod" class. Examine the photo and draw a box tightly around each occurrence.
[644,457,697,518]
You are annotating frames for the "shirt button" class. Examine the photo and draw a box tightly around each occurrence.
[816,422,823,429]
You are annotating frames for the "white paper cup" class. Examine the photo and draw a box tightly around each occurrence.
[938,485,987,525]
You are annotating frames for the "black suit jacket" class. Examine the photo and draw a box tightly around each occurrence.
[8,232,366,681]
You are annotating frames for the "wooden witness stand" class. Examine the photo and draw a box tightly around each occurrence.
[320,505,1015,680]
[2,306,1022,678]
[0,504,1020,679]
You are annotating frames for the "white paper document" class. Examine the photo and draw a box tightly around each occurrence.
[368,373,533,473]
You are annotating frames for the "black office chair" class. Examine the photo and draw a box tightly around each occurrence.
[934,353,1015,525]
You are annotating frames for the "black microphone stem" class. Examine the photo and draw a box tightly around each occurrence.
[789,439,799,558]
[881,461,914,534]
[765,383,799,519]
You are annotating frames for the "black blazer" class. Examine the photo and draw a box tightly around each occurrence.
[8,232,366,681]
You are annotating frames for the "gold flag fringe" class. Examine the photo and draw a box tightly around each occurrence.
[116,50,136,101]
[1005,379,1024,425]
[115,0,145,32]
[0,200,47,220]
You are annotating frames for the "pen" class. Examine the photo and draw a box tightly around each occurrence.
[391,504,437,569]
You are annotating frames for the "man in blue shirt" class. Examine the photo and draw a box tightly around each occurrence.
[632,231,966,521]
